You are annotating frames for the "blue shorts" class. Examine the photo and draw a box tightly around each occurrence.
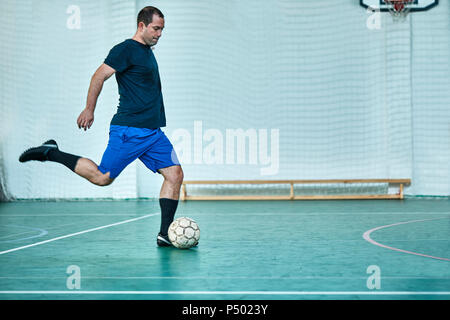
[98,125,180,179]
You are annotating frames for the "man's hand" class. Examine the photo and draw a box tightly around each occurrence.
[77,108,94,131]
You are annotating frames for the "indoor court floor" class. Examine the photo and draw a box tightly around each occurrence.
[0,199,449,300]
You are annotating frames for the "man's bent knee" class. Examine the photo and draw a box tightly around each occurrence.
[175,166,184,183]
[93,173,114,186]
[161,166,183,185]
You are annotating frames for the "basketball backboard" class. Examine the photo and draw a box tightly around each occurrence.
[360,0,439,12]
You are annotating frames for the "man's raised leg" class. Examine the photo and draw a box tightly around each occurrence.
[19,139,114,187]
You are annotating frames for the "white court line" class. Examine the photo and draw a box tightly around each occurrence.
[3,212,450,217]
[0,213,159,256]
[0,290,449,296]
[0,225,48,242]
[1,276,449,280]
[1,214,152,217]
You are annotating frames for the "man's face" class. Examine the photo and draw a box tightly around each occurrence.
[140,14,165,46]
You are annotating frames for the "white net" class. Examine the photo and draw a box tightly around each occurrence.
[0,0,448,199]
[0,143,11,201]
[385,0,415,21]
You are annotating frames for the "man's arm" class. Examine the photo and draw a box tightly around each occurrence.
[77,63,116,131]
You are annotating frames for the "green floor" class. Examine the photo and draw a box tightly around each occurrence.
[0,199,449,300]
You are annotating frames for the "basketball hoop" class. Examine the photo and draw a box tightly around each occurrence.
[384,0,415,21]
[360,0,440,21]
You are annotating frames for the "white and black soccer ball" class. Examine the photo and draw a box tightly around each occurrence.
[168,217,200,249]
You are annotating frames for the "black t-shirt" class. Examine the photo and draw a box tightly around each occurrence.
[104,39,166,129]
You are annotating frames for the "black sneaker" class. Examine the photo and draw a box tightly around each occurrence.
[157,233,173,247]
[19,140,58,162]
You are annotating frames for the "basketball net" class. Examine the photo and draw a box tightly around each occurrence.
[384,0,415,21]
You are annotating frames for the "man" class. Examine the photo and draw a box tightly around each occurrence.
[19,6,183,247]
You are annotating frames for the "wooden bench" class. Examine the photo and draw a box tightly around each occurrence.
[180,179,411,201]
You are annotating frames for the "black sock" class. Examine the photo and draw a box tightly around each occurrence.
[159,198,179,235]
[47,149,81,172]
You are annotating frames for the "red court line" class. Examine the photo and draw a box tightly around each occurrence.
[363,218,450,262]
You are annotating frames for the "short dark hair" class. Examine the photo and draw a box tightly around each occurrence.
[137,6,164,27]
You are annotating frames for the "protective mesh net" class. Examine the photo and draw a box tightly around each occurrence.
[0,0,448,199]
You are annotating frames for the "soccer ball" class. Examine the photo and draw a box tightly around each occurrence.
[168,217,200,249]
